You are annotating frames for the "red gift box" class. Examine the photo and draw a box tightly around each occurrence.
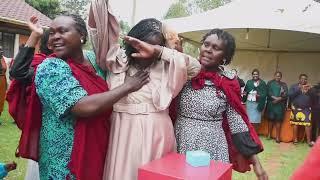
[138,153,232,180]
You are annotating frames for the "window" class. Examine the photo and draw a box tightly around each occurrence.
[0,32,15,57]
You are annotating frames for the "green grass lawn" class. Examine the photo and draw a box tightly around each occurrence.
[0,103,27,180]
[233,137,310,180]
[0,103,311,180]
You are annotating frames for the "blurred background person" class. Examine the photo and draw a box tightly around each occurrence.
[231,68,245,88]
[243,69,267,132]
[0,46,7,125]
[308,82,320,141]
[266,71,288,143]
[289,74,314,147]
[0,161,17,179]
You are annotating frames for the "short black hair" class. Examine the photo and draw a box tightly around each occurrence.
[252,68,260,75]
[201,29,236,65]
[40,29,52,55]
[124,18,165,61]
[299,73,308,79]
[59,13,88,44]
[274,71,282,77]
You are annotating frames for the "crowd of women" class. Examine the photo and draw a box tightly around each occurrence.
[242,69,320,147]
[0,0,317,180]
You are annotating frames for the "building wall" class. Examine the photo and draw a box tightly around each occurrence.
[19,34,29,46]
[18,34,40,55]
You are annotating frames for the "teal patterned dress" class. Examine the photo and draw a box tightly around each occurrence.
[35,52,102,179]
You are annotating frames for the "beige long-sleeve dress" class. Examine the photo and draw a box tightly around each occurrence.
[89,1,201,180]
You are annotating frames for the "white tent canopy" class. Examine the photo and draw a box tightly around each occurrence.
[164,0,320,52]
[164,0,320,85]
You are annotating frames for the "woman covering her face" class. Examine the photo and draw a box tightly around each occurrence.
[89,0,201,179]
[173,29,268,180]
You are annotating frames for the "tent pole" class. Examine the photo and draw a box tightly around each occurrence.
[131,0,137,26]
[276,53,280,71]
[267,29,271,48]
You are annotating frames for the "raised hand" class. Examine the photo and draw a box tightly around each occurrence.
[28,16,43,37]
[123,36,163,60]
[124,71,150,92]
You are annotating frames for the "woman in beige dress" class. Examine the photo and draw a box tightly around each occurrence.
[88,1,201,179]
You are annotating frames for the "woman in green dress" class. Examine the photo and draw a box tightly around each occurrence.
[243,69,267,132]
[266,71,288,143]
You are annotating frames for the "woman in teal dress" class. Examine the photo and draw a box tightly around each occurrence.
[32,13,151,179]
[35,51,98,179]
[266,71,288,143]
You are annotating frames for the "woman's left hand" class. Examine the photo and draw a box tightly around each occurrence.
[28,16,43,37]
[123,36,162,60]
[253,162,268,180]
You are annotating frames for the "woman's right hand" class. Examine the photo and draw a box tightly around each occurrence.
[28,16,43,37]
[272,97,280,104]
[123,36,163,60]
[124,71,150,92]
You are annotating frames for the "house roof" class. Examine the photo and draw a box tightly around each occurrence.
[0,0,52,27]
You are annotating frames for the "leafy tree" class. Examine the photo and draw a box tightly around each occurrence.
[119,20,131,36]
[164,0,231,57]
[118,20,131,47]
[194,0,224,12]
[164,1,191,19]
[26,0,61,19]
[60,0,90,19]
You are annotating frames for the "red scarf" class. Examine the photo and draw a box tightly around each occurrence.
[291,138,320,180]
[7,55,111,180]
[7,53,46,160]
[170,70,263,172]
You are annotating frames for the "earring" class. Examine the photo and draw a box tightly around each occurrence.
[222,59,227,65]
[80,39,84,44]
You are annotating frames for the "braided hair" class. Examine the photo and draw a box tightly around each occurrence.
[201,29,236,65]
[59,13,88,44]
[124,18,165,61]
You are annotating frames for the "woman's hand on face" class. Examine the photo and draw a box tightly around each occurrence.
[28,16,43,37]
[124,71,150,92]
[123,36,163,60]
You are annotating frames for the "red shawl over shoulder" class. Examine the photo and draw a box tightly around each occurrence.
[6,53,46,159]
[291,138,320,180]
[6,55,111,180]
[170,70,263,172]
